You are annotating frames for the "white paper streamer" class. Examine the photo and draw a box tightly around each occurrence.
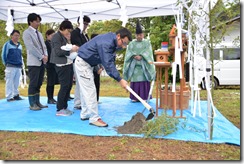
[174,36,182,79]
[176,6,183,51]
[180,0,216,139]
[193,87,201,117]
[192,67,201,117]
[79,10,84,31]
[5,8,14,36]
[119,0,128,27]
[20,57,27,88]
[171,62,177,92]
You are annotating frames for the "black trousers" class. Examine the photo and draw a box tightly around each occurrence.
[28,64,45,95]
[46,64,59,86]
[55,64,73,111]
[46,64,59,100]
[68,64,74,97]
[93,71,100,101]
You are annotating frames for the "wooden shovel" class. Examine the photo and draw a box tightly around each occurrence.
[126,85,155,121]
[142,80,155,114]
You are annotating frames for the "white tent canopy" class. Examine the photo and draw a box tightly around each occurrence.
[0,0,178,23]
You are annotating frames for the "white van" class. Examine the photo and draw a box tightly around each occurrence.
[196,46,240,89]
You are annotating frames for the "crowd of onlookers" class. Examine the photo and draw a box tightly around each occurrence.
[1,13,156,127]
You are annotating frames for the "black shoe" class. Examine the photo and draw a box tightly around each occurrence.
[47,99,57,104]
[80,117,89,121]
[37,102,48,108]
[7,98,15,102]
[74,106,81,110]
[13,95,23,100]
[68,96,74,101]
[30,104,42,111]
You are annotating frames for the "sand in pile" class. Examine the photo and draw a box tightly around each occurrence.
[117,112,146,134]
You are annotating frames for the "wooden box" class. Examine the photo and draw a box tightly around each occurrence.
[160,89,190,109]
[154,51,169,62]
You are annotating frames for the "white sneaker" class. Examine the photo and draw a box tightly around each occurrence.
[56,109,72,116]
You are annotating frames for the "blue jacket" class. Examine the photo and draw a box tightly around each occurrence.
[77,32,122,82]
[1,40,23,67]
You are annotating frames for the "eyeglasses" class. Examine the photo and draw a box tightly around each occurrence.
[67,29,73,33]
[121,38,128,46]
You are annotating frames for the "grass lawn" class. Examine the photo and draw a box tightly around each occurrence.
[0,77,240,160]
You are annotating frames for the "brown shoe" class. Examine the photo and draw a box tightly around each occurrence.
[89,119,108,127]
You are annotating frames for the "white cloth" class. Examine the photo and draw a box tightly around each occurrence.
[73,64,81,108]
[4,67,21,99]
[74,56,100,123]
[67,52,78,60]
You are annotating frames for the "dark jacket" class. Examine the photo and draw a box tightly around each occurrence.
[1,40,23,67]
[71,27,89,47]
[77,32,121,82]
[50,31,70,65]
[45,40,55,68]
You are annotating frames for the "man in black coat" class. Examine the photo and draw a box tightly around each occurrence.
[71,15,90,47]
[71,15,91,109]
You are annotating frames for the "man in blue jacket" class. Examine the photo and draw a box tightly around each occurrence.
[74,28,132,127]
[1,29,24,102]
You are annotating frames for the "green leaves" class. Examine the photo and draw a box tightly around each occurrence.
[138,113,180,138]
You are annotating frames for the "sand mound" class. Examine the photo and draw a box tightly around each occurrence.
[117,112,146,134]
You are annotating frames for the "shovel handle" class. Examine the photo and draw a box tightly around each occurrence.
[126,85,152,110]
[142,80,155,113]
[147,80,155,102]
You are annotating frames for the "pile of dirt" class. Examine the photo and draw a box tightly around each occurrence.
[117,112,146,134]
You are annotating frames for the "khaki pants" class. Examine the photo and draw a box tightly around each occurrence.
[74,56,100,123]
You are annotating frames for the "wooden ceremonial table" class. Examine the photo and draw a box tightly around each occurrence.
[153,50,189,118]
[152,50,171,117]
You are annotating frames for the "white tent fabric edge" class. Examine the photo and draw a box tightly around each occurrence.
[0,0,179,23]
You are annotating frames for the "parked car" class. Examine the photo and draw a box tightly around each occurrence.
[196,46,240,89]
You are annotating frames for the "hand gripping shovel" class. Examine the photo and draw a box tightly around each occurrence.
[126,85,155,121]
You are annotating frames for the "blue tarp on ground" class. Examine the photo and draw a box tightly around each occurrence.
[0,96,240,145]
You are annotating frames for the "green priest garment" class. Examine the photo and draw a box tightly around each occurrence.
[123,39,155,82]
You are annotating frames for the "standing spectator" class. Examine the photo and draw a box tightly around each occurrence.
[75,28,132,127]
[123,20,155,102]
[1,29,24,102]
[45,29,58,104]
[50,20,79,116]
[71,15,91,109]
[91,34,104,103]
[23,13,48,110]
[71,15,90,47]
